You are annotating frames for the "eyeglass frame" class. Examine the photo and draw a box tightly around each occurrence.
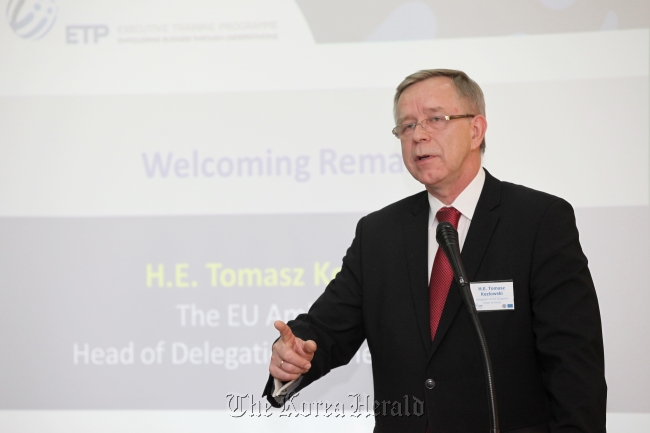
[392,114,476,138]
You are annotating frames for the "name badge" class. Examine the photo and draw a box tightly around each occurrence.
[469,280,514,311]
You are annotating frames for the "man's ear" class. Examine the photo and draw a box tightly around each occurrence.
[471,115,487,150]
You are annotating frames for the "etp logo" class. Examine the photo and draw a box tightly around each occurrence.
[66,25,109,44]
[6,0,58,40]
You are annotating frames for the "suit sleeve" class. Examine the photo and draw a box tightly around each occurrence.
[530,198,607,432]
[263,217,367,407]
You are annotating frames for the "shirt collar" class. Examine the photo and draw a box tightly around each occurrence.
[427,167,486,227]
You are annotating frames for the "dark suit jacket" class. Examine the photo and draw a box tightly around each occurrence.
[264,170,606,433]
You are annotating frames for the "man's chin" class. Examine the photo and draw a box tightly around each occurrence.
[415,173,447,189]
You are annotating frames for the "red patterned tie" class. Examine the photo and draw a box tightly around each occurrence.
[429,207,462,340]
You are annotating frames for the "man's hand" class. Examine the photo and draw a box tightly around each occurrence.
[269,320,317,382]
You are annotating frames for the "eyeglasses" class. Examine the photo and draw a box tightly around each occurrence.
[392,114,475,138]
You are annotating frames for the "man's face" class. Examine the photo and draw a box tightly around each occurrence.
[396,77,482,196]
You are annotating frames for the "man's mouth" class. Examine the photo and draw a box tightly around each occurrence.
[416,155,433,161]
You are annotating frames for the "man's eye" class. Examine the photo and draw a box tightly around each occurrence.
[430,116,443,122]
[403,123,417,130]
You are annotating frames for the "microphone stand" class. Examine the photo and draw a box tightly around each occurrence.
[437,222,500,433]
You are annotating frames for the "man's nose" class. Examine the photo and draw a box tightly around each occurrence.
[411,121,429,141]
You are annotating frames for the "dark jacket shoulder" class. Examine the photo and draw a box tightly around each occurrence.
[472,169,573,219]
[496,178,574,222]
[363,190,428,226]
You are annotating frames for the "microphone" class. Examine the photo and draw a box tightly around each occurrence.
[435,222,470,291]
[436,222,500,433]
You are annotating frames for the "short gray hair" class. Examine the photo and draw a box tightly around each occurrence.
[394,69,486,153]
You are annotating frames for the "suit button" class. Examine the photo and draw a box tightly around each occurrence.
[425,379,435,389]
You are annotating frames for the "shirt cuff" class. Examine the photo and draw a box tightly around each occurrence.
[271,376,303,403]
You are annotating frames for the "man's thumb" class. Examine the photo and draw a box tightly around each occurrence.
[303,340,317,355]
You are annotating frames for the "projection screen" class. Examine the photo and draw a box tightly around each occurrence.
[0,1,648,431]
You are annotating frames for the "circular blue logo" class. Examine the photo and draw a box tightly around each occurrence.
[6,0,58,40]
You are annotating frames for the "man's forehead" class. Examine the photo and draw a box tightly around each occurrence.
[396,78,466,121]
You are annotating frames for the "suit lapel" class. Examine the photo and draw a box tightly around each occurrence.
[462,170,502,282]
[428,170,502,359]
[403,191,432,353]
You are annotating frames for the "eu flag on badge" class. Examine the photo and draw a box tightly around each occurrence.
[507,304,513,309]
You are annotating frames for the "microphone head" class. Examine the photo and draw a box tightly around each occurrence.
[436,221,459,248]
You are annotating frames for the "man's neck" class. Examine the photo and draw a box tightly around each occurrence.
[426,161,482,205]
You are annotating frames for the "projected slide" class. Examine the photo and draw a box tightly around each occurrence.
[0,1,648,432]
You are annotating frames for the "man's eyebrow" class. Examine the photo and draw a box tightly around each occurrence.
[397,106,445,124]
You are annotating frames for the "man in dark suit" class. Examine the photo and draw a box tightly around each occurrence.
[263,69,606,432]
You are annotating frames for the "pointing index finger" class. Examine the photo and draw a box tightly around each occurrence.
[274,320,294,343]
